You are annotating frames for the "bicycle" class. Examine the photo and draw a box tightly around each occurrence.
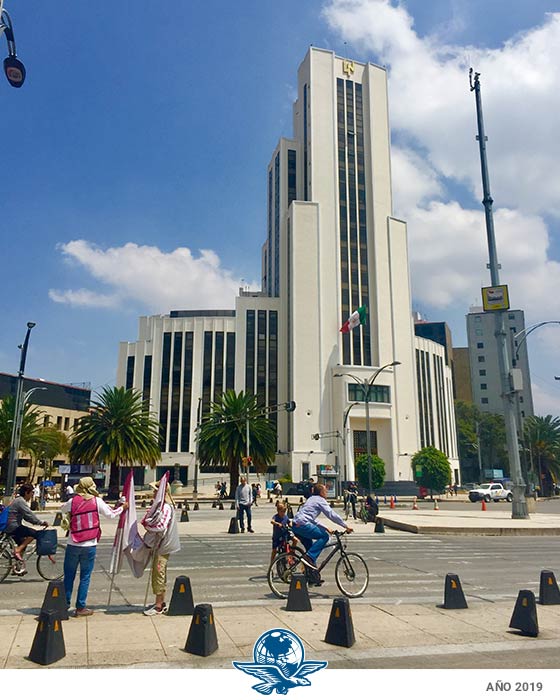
[267,530,369,599]
[0,531,66,582]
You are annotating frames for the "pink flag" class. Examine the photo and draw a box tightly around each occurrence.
[109,470,138,575]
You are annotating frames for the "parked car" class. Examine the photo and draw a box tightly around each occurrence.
[468,482,513,503]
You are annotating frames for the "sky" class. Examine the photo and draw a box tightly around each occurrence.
[1,0,560,415]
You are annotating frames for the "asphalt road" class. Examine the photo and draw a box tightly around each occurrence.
[1,499,560,614]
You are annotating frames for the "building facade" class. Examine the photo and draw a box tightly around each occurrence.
[117,48,459,488]
[465,307,534,420]
[0,373,91,483]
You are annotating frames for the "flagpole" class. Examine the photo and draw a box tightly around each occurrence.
[107,524,123,607]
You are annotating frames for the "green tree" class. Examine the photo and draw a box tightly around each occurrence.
[354,453,385,492]
[454,401,509,481]
[198,390,277,496]
[28,426,69,483]
[413,446,452,495]
[523,415,560,495]
[69,386,161,499]
[0,395,46,485]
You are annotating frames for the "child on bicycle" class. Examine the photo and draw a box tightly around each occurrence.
[270,501,292,565]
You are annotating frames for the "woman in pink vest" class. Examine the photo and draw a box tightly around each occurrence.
[60,477,127,617]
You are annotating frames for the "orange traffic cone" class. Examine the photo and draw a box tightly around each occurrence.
[412,497,419,510]
[433,498,439,511]
[481,499,487,511]
[390,496,395,509]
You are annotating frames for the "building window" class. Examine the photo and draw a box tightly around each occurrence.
[353,430,378,460]
[480,383,487,390]
[348,383,390,404]
[159,332,172,449]
[477,342,484,349]
[521,410,525,417]
[478,355,485,362]
[508,313,515,320]
[126,356,135,390]
[475,316,481,323]
[180,332,194,452]
[143,355,152,407]
[202,331,213,415]
[519,396,524,403]
[168,332,183,452]
[479,369,486,376]
[475,329,483,336]
[510,326,517,333]
[481,398,489,404]
[64,417,70,431]
[245,310,255,393]
[56,416,62,429]
[43,416,50,427]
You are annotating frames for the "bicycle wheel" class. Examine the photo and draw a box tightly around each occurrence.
[268,552,305,599]
[335,552,369,598]
[37,544,66,581]
[0,549,12,583]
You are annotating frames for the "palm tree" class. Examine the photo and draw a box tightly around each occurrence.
[28,426,69,483]
[523,415,560,496]
[198,390,277,496]
[0,395,45,485]
[69,386,161,499]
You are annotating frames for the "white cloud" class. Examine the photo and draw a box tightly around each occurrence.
[50,240,253,313]
[323,1,560,414]
[48,288,118,308]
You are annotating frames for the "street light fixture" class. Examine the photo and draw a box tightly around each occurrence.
[5,322,38,501]
[0,2,26,88]
[334,361,401,496]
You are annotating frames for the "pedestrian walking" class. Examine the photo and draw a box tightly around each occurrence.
[60,477,126,617]
[235,476,254,532]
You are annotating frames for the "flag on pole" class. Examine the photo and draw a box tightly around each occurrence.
[108,469,138,575]
[340,305,367,333]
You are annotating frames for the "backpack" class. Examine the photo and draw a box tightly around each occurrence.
[0,505,10,532]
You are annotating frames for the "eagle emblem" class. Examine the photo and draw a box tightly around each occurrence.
[233,628,327,695]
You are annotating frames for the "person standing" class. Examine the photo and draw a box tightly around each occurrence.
[60,477,126,617]
[346,482,358,520]
[141,478,181,615]
[235,476,254,533]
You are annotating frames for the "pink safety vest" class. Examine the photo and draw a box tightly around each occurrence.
[70,495,101,543]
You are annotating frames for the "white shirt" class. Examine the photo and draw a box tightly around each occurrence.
[61,496,123,547]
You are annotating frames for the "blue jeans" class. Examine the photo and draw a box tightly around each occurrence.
[237,503,252,530]
[63,544,97,609]
[291,522,330,563]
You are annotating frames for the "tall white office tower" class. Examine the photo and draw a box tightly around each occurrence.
[263,48,421,484]
[118,48,458,488]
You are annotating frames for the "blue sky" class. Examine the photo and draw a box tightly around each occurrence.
[2,0,560,413]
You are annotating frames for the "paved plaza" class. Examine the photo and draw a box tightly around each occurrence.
[1,497,560,669]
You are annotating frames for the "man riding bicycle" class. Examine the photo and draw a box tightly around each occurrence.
[291,482,352,584]
[4,483,49,574]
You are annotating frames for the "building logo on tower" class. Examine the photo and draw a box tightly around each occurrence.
[233,628,327,695]
[342,59,355,76]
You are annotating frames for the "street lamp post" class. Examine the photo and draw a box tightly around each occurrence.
[5,322,36,501]
[334,361,400,495]
[192,397,202,497]
[0,2,26,88]
[470,70,528,518]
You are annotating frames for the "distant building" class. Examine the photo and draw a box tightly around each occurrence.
[465,307,534,421]
[0,373,91,483]
[452,348,473,403]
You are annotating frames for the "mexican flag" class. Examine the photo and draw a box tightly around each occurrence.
[340,306,367,333]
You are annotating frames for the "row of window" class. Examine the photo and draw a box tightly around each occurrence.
[43,415,79,431]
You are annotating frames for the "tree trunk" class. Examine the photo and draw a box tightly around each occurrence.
[108,461,120,501]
